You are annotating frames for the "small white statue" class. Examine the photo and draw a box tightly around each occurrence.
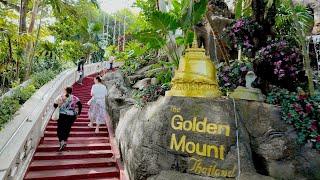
[245,71,256,88]
[230,71,265,101]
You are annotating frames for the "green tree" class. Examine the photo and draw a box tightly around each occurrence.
[274,0,315,95]
[133,0,208,66]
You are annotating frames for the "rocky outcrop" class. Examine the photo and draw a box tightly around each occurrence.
[133,78,152,90]
[203,0,233,62]
[116,97,320,180]
[102,70,134,130]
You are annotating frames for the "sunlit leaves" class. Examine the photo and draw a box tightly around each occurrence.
[133,29,166,49]
[275,0,314,45]
[149,11,179,32]
[235,0,253,19]
[134,0,208,50]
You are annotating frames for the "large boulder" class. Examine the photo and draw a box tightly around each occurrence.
[133,78,152,90]
[127,74,145,85]
[102,70,134,130]
[116,96,320,180]
[116,96,254,179]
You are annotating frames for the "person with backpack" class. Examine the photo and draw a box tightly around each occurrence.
[53,87,82,151]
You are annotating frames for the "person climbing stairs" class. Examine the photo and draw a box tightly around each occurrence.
[23,74,120,180]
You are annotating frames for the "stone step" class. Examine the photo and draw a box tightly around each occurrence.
[43,137,109,144]
[24,167,119,180]
[36,143,111,152]
[33,150,114,160]
[44,131,108,137]
[45,126,107,132]
[28,158,116,171]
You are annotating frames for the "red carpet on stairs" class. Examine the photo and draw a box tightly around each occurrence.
[24,74,120,180]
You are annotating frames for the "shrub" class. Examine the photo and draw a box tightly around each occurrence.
[267,88,320,150]
[149,60,173,86]
[254,40,305,91]
[32,70,56,89]
[218,61,253,95]
[133,84,170,106]
[0,69,57,130]
[223,18,262,55]
[0,96,20,130]
[13,84,36,104]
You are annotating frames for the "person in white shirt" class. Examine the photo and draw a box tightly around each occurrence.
[87,76,108,133]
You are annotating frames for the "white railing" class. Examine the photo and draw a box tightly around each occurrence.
[0,63,103,180]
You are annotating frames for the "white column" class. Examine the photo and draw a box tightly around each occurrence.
[106,15,109,45]
[123,16,126,51]
[113,19,116,45]
[118,18,121,50]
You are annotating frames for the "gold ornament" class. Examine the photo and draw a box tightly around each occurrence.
[166,35,221,98]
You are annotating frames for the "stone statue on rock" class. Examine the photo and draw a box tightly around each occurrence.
[230,71,265,101]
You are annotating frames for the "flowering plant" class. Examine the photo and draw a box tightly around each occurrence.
[267,88,320,150]
[218,61,253,95]
[223,18,261,54]
[254,40,305,90]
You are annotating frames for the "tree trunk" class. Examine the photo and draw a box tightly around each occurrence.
[7,36,19,80]
[28,0,40,33]
[28,13,43,72]
[18,0,28,34]
[7,36,13,63]
[24,0,40,80]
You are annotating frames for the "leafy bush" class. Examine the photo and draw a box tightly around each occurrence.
[218,61,253,95]
[0,96,20,130]
[13,84,36,104]
[0,69,57,130]
[254,40,305,91]
[32,70,56,89]
[223,18,261,55]
[267,88,320,150]
[133,84,170,106]
[148,60,173,86]
[274,1,313,46]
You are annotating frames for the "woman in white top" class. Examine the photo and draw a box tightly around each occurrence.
[88,76,108,133]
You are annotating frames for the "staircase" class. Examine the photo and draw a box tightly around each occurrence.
[24,75,120,180]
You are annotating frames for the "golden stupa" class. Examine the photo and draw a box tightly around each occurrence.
[166,35,221,98]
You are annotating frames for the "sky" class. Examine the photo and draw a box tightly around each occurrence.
[98,0,139,13]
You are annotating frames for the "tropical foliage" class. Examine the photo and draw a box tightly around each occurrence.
[223,18,261,56]
[0,0,105,94]
[254,40,305,91]
[133,0,208,66]
[218,60,253,95]
[267,88,320,150]
[0,69,56,130]
[0,0,111,129]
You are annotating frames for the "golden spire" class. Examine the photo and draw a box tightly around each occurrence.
[191,32,198,48]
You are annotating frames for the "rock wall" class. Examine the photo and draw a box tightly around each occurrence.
[115,97,320,180]
[103,70,134,130]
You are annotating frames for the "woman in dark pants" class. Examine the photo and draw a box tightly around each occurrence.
[54,87,82,151]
